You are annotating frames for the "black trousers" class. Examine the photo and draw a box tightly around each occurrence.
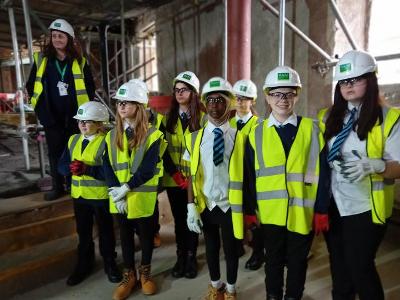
[117,214,155,269]
[201,206,240,285]
[167,187,199,254]
[324,203,387,300]
[73,200,116,261]
[44,125,78,190]
[262,224,313,299]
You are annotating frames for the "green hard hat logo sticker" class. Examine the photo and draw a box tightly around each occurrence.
[277,73,290,80]
[240,85,247,92]
[210,80,221,87]
[340,63,352,73]
[182,74,192,80]
[78,108,84,115]
[119,88,126,95]
[54,22,61,28]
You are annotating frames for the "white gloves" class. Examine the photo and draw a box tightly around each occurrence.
[341,151,386,183]
[187,203,202,234]
[114,197,127,214]
[108,184,130,202]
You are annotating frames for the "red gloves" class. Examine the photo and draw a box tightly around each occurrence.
[172,171,188,189]
[244,215,257,229]
[69,160,87,176]
[313,213,329,235]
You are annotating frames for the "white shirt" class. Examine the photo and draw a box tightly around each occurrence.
[235,111,253,124]
[183,121,236,212]
[329,103,400,216]
[83,134,96,141]
[267,112,298,128]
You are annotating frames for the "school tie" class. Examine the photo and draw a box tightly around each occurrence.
[125,127,134,140]
[181,112,188,123]
[327,108,357,162]
[81,139,89,154]
[237,119,245,130]
[213,128,224,166]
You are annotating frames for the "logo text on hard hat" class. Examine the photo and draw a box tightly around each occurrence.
[78,108,84,115]
[210,80,221,87]
[240,85,247,92]
[119,88,126,95]
[182,74,192,80]
[277,73,290,80]
[340,63,352,73]
[54,22,61,28]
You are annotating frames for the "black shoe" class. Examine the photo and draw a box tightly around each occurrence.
[267,295,282,300]
[245,250,264,270]
[44,189,65,201]
[104,258,122,283]
[171,252,186,278]
[66,264,93,286]
[184,252,197,279]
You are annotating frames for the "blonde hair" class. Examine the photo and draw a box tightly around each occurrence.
[115,103,149,151]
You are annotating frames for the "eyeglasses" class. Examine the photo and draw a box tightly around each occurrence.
[77,120,94,125]
[206,96,225,104]
[174,87,190,94]
[268,92,297,100]
[338,77,365,87]
[236,96,253,102]
[116,100,134,107]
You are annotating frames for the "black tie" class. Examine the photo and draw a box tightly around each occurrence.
[237,119,245,130]
[125,127,134,140]
[81,139,89,154]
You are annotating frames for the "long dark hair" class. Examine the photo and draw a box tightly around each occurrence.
[43,30,81,63]
[166,81,205,133]
[324,72,383,141]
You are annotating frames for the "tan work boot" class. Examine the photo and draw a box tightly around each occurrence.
[224,290,237,300]
[153,232,161,248]
[139,264,157,295]
[204,283,226,300]
[112,269,136,300]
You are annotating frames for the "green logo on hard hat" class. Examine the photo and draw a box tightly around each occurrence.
[119,88,126,95]
[54,22,61,28]
[277,73,289,80]
[340,63,352,73]
[240,85,247,92]
[78,108,84,115]
[210,80,220,87]
[182,74,192,80]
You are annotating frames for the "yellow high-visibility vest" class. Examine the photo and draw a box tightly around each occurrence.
[185,127,245,239]
[68,133,108,200]
[318,107,400,224]
[248,117,322,235]
[30,52,89,109]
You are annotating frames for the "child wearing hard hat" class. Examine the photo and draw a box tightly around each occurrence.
[230,79,265,271]
[184,77,245,300]
[160,71,206,279]
[318,50,400,300]
[103,79,166,300]
[26,18,95,201]
[243,66,330,300]
[57,101,121,286]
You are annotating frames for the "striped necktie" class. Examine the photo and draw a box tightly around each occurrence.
[237,119,245,130]
[212,128,224,166]
[327,108,357,162]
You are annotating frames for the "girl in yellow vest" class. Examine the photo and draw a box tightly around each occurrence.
[243,66,330,300]
[230,79,265,271]
[184,77,245,300]
[103,80,164,300]
[26,18,95,201]
[319,50,400,300]
[58,101,121,286]
[161,71,206,279]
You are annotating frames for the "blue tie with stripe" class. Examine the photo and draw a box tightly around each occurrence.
[327,108,357,162]
[212,128,224,166]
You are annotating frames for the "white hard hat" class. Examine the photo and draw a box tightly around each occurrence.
[128,78,149,94]
[263,66,302,91]
[74,101,109,122]
[334,50,377,81]
[233,79,257,99]
[201,77,234,102]
[114,80,149,104]
[49,19,75,38]
[173,71,200,93]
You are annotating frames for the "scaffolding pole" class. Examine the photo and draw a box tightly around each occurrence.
[9,7,30,170]
[223,0,228,79]
[278,0,285,66]
[120,0,127,82]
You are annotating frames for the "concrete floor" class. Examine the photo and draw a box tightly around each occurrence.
[9,220,400,300]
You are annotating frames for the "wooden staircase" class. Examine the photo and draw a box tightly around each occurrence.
[0,193,77,299]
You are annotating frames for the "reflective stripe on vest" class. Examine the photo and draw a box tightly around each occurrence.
[252,118,321,234]
[68,133,108,200]
[30,53,89,109]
